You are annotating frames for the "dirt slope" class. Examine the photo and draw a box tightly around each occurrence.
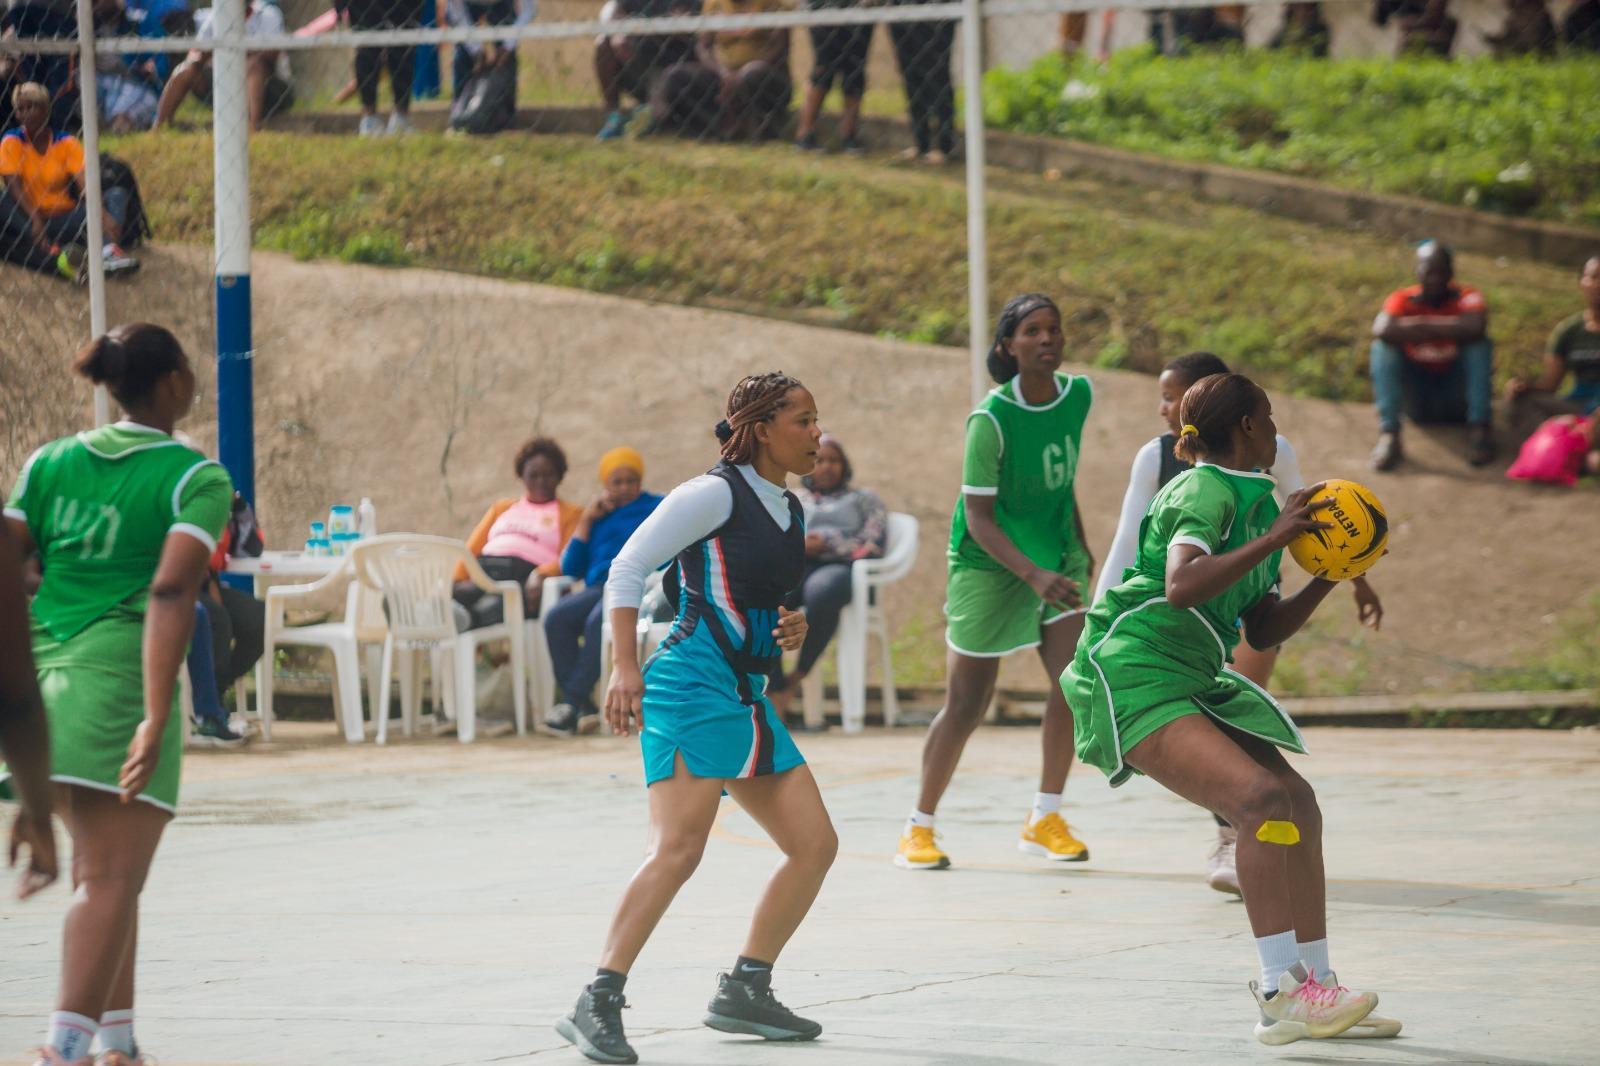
[6,247,1595,695]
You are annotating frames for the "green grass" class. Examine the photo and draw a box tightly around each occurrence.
[983,48,1600,226]
[114,128,1576,400]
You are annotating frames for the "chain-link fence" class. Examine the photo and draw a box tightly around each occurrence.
[2,0,1592,702]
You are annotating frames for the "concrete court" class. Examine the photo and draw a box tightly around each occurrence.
[2,723,1596,1066]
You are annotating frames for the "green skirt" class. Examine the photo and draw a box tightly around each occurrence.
[0,605,182,814]
[1062,595,1305,788]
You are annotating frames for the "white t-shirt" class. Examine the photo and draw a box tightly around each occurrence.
[1092,433,1303,605]
[605,464,794,613]
[194,2,291,78]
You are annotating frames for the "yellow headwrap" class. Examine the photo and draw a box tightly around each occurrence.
[598,446,644,483]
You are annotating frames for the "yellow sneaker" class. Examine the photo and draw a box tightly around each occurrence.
[1019,812,1089,862]
[894,825,950,870]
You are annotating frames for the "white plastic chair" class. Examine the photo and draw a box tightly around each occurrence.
[352,534,527,744]
[523,575,573,719]
[258,556,387,742]
[597,569,670,703]
[800,512,920,733]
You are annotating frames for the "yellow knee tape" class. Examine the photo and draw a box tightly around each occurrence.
[1255,820,1301,845]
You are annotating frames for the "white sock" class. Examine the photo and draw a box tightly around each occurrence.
[1255,930,1300,993]
[98,1009,135,1055]
[905,809,936,833]
[46,1011,98,1060]
[1028,792,1061,825]
[1297,938,1331,981]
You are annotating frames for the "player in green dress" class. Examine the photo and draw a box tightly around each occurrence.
[1063,372,1398,1045]
[897,293,1097,871]
[2,324,231,1066]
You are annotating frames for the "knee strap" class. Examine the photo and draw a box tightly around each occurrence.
[1255,819,1300,845]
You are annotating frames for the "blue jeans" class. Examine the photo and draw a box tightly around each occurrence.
[1369,338,1493,431]
[187,600,230,725]
[543,582,605,711]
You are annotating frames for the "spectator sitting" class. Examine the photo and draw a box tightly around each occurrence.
[1562,0,1600,47]
[656,0,790,141]
[186,492,266,746]
[1,0,77,133]
[766,434,886,721]
[152,0,293,133]
[91,0,163,132]
[542,446,662,736]
[1374,0,1458,55]
[594,0,698,141]
[1505,255,1600,444]
[1485,0,1557,55]
[446,0,535,114]
[1,82,139,279]
[792,0,868,152]
[1369,241,1494,471]
[1269,2,1330,54]
[453,435,582,630]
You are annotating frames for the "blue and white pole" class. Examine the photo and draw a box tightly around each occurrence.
[212,0,254,505]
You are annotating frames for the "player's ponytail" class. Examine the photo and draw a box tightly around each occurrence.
[719,371,805,465]
[72,323,188,409]
[987,292,1059,384]
[1173,373,1264,465]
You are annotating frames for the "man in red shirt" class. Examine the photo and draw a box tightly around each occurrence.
[1370,241,1495,470]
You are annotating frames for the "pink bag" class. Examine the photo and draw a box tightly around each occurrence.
[1506,415,1592,487]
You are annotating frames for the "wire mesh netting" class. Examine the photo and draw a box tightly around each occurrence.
[2,0,1593,704]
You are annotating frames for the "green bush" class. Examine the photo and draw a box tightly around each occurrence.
[983,48,1600,225]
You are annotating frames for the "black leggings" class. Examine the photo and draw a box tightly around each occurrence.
[355,45,416,111]
[768,561,855,692]
[889,18,955,154]
[205,582,267,694]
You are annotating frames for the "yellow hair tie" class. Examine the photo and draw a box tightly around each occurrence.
[1181,424,1200,437]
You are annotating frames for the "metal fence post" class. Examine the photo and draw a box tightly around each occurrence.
[961,0,988,407]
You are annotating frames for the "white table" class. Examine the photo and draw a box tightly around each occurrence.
[224,550,345,585]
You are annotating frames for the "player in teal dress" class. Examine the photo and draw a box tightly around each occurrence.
[556,374,836,1065]
[2,324,230,1066]
[1063,373,1400,1045]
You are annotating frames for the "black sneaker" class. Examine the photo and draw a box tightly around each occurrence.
[1467,423,1496,467]
[545,702,579,736]
[841,134,865,154]
[795,131,823,152]
[556,986,638,1064]
[702,972,822,1042]
[192,716,249,748]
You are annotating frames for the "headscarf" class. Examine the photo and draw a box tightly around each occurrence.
[598,446,644,483]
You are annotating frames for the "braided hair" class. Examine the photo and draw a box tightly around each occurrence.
[715,372,805,464]
[987,292,1060,384]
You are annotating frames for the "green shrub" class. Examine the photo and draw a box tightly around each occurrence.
[983,48,1600,225]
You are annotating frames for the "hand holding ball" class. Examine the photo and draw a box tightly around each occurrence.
[1287,479,1389,581]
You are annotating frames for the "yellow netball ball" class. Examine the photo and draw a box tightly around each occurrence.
[1288,479,1389,581]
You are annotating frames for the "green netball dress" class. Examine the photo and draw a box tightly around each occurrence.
[945,371,1093,657]
[1062,463,1305,787]
[0,424,232,813]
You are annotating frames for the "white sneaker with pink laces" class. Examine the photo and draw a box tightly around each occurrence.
[1251,962,1377,1045]
[1322,971,1403,1038]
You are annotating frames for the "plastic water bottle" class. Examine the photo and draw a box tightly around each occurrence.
[358,497,377,539]
[328,505,355,537]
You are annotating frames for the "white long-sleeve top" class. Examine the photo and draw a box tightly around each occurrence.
[1092,434,1303,605]
[605,464,794,614]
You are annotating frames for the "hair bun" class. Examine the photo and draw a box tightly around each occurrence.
[714,419,733,444]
